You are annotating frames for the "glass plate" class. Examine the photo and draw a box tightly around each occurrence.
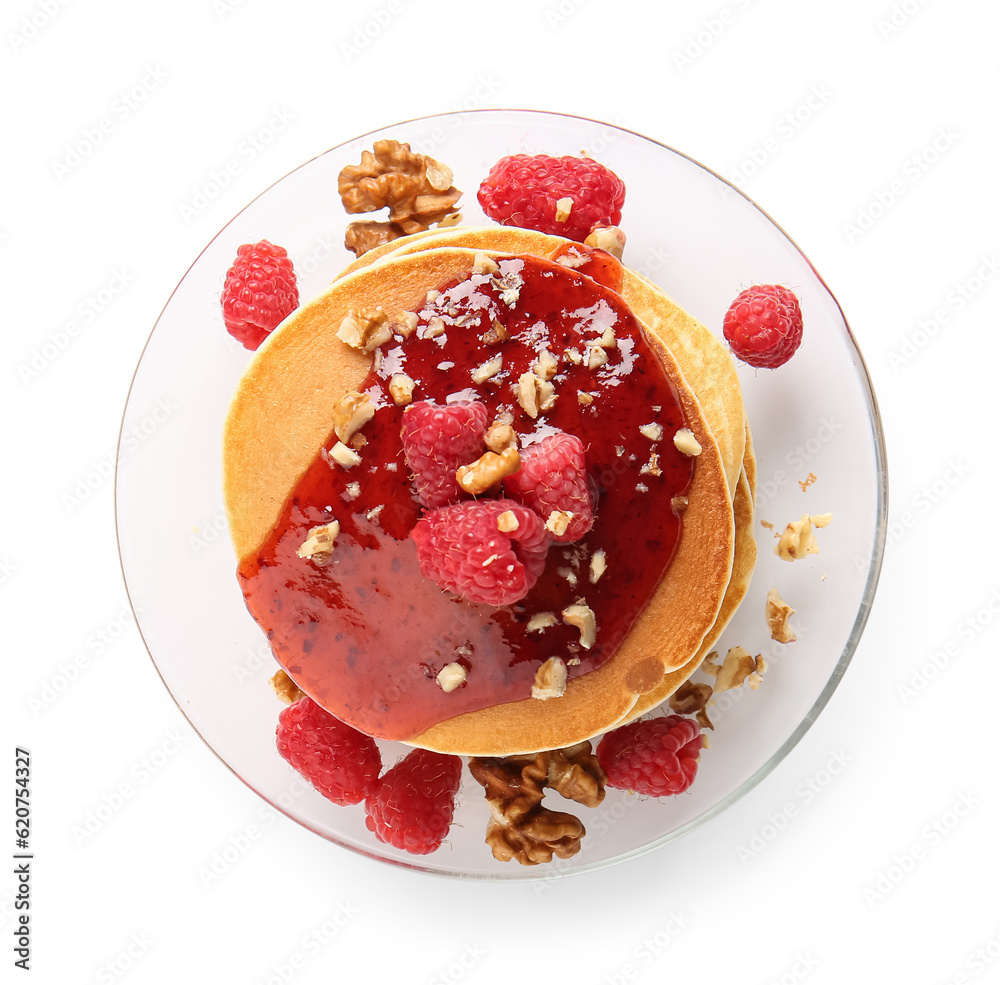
[116,109,887,879]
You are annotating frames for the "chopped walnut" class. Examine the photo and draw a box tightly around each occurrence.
[531,656,567,700]
[554,197,573,222]
[760,519,775,533]
[586,344,609,370]
[392,311,420,338]
[473,250,499,274]
[562,602,596,649]
[669,681,714,730]
[344,220,405,257]
[713,646,765,691]
[516,372,557,418]
[436,662,467,693]
[545,510,574,537]
[766,588,797,643]
[269,669,306,705]
[799,472,818,492]
[584,225,626,259]
[338,139,462,240]
[533,348,559,382]
[328,442,361,469]
[468,742,606,865]
[456,446,521,495]
[481,318,509,345]
[639,450,662,477]
[639,422,664,441]
[497,510,519,533]
[774,513,832,561]
[337,308,392,352]
[526,612,557,633]
[493,271,523,307]
[389,373,415,406]
[331,391,375,444]
[589,548,607,583]
[419,315,446,340]
[673,428,702,456]
[343,481,361,501]
[578,391,594,406]
[471,353,503,384]
[484,421,517,453]
[296,521,339,563]
[671,495,689,512]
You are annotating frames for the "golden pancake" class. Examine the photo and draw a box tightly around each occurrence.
[224,245,737,755]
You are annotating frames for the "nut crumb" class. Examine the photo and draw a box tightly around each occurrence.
[472,353,503,384]
[639,450,662,477]
[484,421,517,453]
[473,251,499,274]
[531,656,567,700]
[586,345,609,370]
[760,519,775,533]
[516,372,557,419]
[639,422,664,441]
[456,446,521,495]
[554,197,573,222]
[331,391,375,444]
[526,612,557,633]
[774,513,832,561]
[336,308,392,352]
[389,373,416,406]
[562,603,596,649]
[584,225,626,259]
[673,428,702,456]
[589,548,607,583]
[671,495,689,512]
[329,442,362,469]
[545,510,574,537]
[296,521,340,563]
[766,587,797,643]
[343,481,361,501]
[497,510,519,533]
[419,315,446,339]
[482,318,509,345]
[799,472,817,492]
[436,662,467,693]
[669,681,714,730]
[713,646,765,692]
[578,391,594,406]
[493,271,523,307]
[533,349,559,381]
[269,669,305,705]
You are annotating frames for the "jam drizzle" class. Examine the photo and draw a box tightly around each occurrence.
[238,253,694,740]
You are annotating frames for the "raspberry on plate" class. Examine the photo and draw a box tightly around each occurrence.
[365,748,462,855]
[503,431,594,543]
[221,240,299,351]
[401,400,490,508]
[478,154,626,242]
[275,696,382,806]
[722,284,803,369]
[410,499,549,606]
[596,715,702,797]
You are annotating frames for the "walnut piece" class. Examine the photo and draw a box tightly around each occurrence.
[669,680,714,730]
[562,602,596,649]
[774,512,832,561]
[673,428,703,456]
[531,656,567,700]
[545,510,574,537]
[269,669,305,705]
[713,646,766,691]
[331,391,375,444]
[337,308,392,352]
[468,742,606,865]
[766,587,797,643]
[497,510,519,533]
[526,612,557,633]
[388,373,415,406]
[344,220,404,258]
[296,521,339,563]
[589,548,607,583]
[584,225,626,259]
[436,662,467,693]
[516,372,557,419]
[471,353,503,384]
[338,139,462,241]
[484,421,517,453]
[456,446,521,496]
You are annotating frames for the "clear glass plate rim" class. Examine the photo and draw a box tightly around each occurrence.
[114,108,889,881]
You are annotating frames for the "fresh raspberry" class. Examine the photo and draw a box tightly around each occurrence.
[503,432,594,543]
[221,240,299,350]
[275,696,381,806]
[401,400,490,508]
[722,284,803,369]
[364,748,462,855]
[596,715,702,797]
[410,499,549,606]
[478,154,626,242]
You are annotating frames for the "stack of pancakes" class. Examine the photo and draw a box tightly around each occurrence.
[224,227,756,756]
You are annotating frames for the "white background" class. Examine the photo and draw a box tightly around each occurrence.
[4,0,998,981]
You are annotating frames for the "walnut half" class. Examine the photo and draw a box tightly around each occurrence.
[338,139,462,255]
[468,742,606,866]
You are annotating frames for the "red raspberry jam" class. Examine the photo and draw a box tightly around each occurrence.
[238,254,694,740]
